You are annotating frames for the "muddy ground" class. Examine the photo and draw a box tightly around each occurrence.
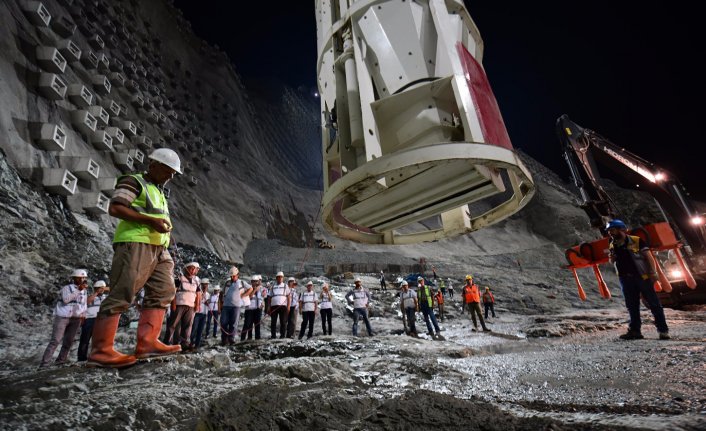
[0,289,704,431]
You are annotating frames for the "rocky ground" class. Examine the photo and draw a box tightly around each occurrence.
[1,284,704,431]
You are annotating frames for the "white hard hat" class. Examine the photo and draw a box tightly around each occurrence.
[306,281,313,286]
[201,278,210,284]
[214,285,221,290]
[186,262,200,269]
[287,277,296,282]
[93,280,107,288]
[276,271,284,277]
[254,275,262,281]
[417,276,424,281]
[401,280,408,286]
[354,277,361,283]
[148,148,182,174]
[71,269,88,278]
[229,266,239,276]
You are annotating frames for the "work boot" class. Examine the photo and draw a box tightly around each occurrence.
[135,309,181,359]
[482,327,491,332]
[619,330,644,340]
[659,332,671,340]
[87,315,137,368]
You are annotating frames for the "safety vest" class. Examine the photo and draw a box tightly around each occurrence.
[463,283,480,303]
[269,284,289,306]
[301,291,317,312]
[400,289,416,309]
[417,284,433,307]
[610,235,651,279]
[320,291,333,309]
[350,289,368,308]
[434,290,444,304]
[113,174,171,247]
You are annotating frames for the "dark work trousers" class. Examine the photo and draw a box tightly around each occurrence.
[420,302,440,335]
[483,302,496,319]
[164,305,195,348]
[352,308,373,336]
[41,316,82,366]
[270,305,288,338]
[220,306,240,344]
[468,302,487,330]
[286,307,298,338]
[190,313,207,347]
[299,311,315,339]
[77,317,96,361]
[242,308,262,340]
[404,307,417,333]
[620,276,669,333]
[320,308,332,335]
[206,310,219,338]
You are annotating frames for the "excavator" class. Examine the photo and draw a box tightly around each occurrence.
[557,115,706,308]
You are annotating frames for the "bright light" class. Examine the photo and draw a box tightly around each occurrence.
[691,216,704,225]
[313,92,319,98]
[654,172,666,181]
[670,269,683,279]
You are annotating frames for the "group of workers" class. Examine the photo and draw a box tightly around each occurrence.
[38,149,670,369]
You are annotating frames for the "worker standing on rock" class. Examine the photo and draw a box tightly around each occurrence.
[482,287,497,319]
[346,278,374,337]
[319,284,333,335]
[206,285,220,340]
[242,275,263,341]
[77,280,109,362]
[267,272,291,339]
[463,275,490,332]
[447,278,454,299]
[189,278,210,350]
[221,267,251,345]
[607,219,670,340]
[399,280,418,336]
[286,278,300,338]
[434,286,445,322]
[89,149,183,368]
[163,262,200,350]
[379,270,387,291]
[40,269,89,367]
[417,277,443,340]
[299,281,318,339]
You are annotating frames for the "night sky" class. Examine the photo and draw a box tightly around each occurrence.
[174,1,705,201]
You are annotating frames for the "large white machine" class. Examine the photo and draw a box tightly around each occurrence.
[316,0,535,244]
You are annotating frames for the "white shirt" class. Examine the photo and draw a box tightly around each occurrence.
[54,284,87,318]
[300,290,317,312]
[239,281,252,308]
[347,288,369,308]
[319,291,333,310]
[248,289,264,310]
[268,283,291,307]
[208,292,220,312]
[400,289,416,309]
[289,289,299,309]
[85,293,108,319]
[175,274,200,306]
[197,291,210,314]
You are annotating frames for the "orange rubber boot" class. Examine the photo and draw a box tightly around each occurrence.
[135,308,181,359]
[87,314,137,368]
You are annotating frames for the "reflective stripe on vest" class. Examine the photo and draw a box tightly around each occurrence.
[417,285,433,307]
[610,235,650,279]
[113,173,171,246]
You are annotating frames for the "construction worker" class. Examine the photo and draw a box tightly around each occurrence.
[607,219,670,340]
[345,278,374,336]
[267,272,291,339]
[88,148,182,368]
[40,269,89,367]
[439,278,447,297]
[221,267,251,345]
[189,278,210,350]
[286,277,299,338]
[163,262,200,350]
[77,280,109,362]
[399,280,418,336]
[434,286,445,322]
[379,270,387,291]
[482,287,497,319]
[319,283,333,335]
[417,276,443,339]
[463,275,490,332]
[242,275,264,341]
[299,281,318,339]
[447,278,454,299]
[206,285,220,339]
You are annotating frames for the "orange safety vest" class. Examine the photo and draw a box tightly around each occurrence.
[463,283,480,303]
[434,291,444,304]
[482,291,494,304]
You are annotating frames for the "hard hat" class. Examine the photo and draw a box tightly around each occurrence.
[606,219,627,230]
[288,277,296,282]
[354,277,361,282]
[485,286,490,290]
[401,280,408,286]
[201,278,210,284]
[276,271,284,277]
[465,275,473,280]
[229,266,239,276]
[71,269,88,278]
[214,285,221,290]
[186,262,200,269]
[254,275,262,281]
[148,148,182,174]
[306,281,313,286]
[93,280,107,288]
[417,276,424,281]
[250,274,258,281]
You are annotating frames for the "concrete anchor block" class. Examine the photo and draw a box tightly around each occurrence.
[31,123,67,151]
[99,98,121,116]
[131,93,144,108]
[167,110,178,120]
[70,110,97,135]
[118,103,128,117]
[146,111,159,124]
[22,1,52,26]
[194,136,204,146]
[126,79,140,91]
[80,50,99,70]
[188,176,198,187]
[42,168,77,195]
[116,120,137,137]
[87,105,109,127]
[135,121,146,133]
[67,84,93,107]
[104,127,124,145]
[90,74,111,95]
[50,15,76,37]
[69,192,110,215]
[156,136,166,148]
[88,34,104,50]
[59,156,100,180]
[109,58,124,72]
[108,72,126,88]
[134,136,152,150]
[38,73,67,100]
[163,130,174,141]
[128,149,145,163]
[104,35,119,49]
[112,152,134,172]
[35,46,66,73]
[68,6,85,20]
[97,53,110,72]
[158,112,167,124]
[97,177,116,196]
[56,39,81,62]
[202,161,211,172]
[89,130,113,151]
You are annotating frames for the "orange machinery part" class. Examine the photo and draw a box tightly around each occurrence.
[571,268,587,301]
[674,248,698,289]
[592,264,611,299]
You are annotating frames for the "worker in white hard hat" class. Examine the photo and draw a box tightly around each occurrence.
[88,148,182,368]
[77,280,110,362]
[205,285,221,340]
[40,269,89,367]
[221,266,252,345]
[242,275,264,341]
[162,261,200,350]
[298,281,318,339]
[189,277,210,350]
[267,271,291,339]
[319,283,333,335]
[344,277,374,336]
[286,277,300,338]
